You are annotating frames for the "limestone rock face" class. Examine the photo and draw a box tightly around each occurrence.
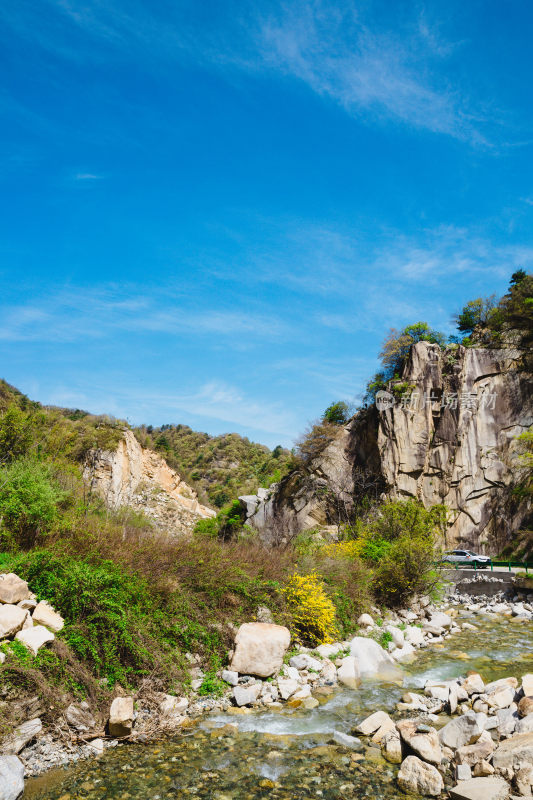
[230,623,291,678]
[241,342,533,550]
[2,719,42,755]
[65,703,96,732]
[84,430,215,536]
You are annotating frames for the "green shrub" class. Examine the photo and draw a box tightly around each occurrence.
[0,406,34,462]
[323,401,351,426]
[372,534,439,607]
[0,459,63,548]
[3,549,184,687]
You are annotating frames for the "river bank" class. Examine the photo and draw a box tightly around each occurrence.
[11,585,532,800]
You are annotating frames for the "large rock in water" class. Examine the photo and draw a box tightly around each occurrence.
[337,656,360,689]
[230,623,290,677]
[2,719,42,755]
[0,755,24,800]
[397,755,444,796]
[349,637,402,680]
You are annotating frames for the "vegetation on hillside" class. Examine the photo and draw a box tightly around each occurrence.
[134,424,292,508]
[0,381,442,735]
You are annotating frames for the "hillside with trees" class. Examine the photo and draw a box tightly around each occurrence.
[133,425,292,508]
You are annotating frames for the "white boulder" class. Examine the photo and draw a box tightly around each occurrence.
[0,605,27,639]
[289,654,322,672]
[439,713,487,749]
[15,625,54,655]
[108,696,134,737]
[230,623,290,677]
[233,683,262,707]
[32,601,64,633]
[355,710,394,736]
[449,777,509,800]
[349,636,402,680]
[397,755,444,796]
[0,574,29,605]
[337,656,360,689]
[397,719,442,765]
[0,755,24,800]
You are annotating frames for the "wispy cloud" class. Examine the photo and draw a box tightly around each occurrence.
[0,286,291,343]
[1,0,497,145]
[74,172,103,181]
[44,379,298,440]
[254,1,484,142]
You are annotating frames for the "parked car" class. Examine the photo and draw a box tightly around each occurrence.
[442,549,492,568]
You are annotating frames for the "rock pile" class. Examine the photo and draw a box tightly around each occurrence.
[0,573,63,659]
[353,670,533,798]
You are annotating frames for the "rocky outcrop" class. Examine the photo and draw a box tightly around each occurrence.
[242,343,532,551]
[84,430,215,535]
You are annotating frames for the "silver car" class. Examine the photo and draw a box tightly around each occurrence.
[442,549,492,568]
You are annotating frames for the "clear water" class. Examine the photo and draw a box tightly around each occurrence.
[26,613,533,800]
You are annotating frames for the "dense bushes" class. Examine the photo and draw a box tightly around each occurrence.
[0,460,64,549]
[453,270,533,348]
[322,500,445,608]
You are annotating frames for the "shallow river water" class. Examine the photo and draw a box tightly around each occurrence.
[27,611,533,800]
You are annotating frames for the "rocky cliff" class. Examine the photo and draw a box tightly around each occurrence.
[84,430,215,535]
[241,343,533,552]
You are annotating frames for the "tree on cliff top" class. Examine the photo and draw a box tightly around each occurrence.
[364,322,446,401]
[380,322,446,375]
[454,270,533,345]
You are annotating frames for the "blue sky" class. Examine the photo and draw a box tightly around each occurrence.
[1,0,532,448]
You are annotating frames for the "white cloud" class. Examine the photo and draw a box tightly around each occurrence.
[0,286,291,343]
[253,1,486,143]
[74,173,103,180]
[2,0,495,145]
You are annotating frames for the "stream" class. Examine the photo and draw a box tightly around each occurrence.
[26,610,533,800]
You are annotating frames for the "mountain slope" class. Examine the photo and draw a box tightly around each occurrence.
[134,424,292,508]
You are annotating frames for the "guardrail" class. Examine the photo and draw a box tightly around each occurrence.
[441,560,533,574]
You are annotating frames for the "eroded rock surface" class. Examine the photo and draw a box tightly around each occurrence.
[241,342,533,550]
[84,430,215,535]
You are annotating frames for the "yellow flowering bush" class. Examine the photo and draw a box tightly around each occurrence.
[283,572,338,645]
[321,540,362,560]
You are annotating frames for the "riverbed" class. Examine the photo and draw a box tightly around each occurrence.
[26,611,533,800]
